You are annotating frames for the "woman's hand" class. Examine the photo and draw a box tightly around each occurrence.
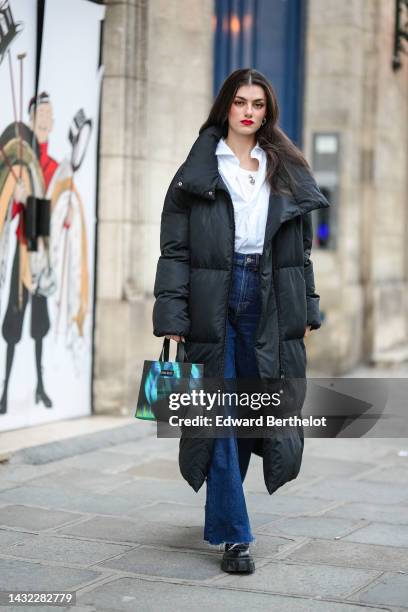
[165,335,185,342]
[304,325,312,338]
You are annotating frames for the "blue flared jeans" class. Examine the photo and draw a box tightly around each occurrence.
[204,252,261,545]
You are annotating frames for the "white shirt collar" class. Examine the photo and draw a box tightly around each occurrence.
[215,138,264,164]
[215,137,267,206]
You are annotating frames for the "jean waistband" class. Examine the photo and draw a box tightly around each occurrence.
[233,252,261,268]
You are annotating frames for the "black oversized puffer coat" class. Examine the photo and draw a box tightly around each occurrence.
[153,125,330,494]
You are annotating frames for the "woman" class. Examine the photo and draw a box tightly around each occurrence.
[152,68,329,574]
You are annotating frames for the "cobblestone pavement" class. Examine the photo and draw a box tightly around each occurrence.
[0,421,407,611]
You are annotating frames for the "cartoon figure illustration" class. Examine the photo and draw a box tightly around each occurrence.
[0,93,56,413]
[0,27,93,420]
[0,1,93,418]
[0,88,92,415]
[0,89,93,416]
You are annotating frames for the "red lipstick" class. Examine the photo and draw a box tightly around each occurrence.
[241,120,254,125]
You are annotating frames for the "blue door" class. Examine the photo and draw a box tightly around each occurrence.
[213,0,306,146]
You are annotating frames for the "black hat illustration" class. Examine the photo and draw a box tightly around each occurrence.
[69,108,93,172]
[0,0,23,66]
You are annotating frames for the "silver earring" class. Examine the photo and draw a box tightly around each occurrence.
[261,117,267,126]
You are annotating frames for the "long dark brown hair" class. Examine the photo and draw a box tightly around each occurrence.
[199,68,310,194]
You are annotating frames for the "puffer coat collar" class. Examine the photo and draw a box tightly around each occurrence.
[178,125,223,200]
[177,125,329,242]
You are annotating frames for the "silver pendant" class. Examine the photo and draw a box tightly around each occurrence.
[248,174,255,185]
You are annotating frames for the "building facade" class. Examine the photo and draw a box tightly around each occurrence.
[95,0,408,414]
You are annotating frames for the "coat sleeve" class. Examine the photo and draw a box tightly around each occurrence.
[302,212,322,330]
[288,162,329,332]
[152,170,191,337]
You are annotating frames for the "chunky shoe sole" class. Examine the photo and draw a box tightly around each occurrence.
[221,556,255,573]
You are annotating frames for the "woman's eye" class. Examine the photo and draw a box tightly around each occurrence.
[235,100,244,105]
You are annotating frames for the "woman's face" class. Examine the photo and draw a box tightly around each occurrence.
[227,84,267,136]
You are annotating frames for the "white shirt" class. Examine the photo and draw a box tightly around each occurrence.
[236,166,258,201]
[215,138,270,254]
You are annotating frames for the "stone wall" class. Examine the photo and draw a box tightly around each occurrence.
[94,0,213,413]
[303,0,408,374]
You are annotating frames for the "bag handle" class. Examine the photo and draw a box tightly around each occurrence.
[159,338,187,363]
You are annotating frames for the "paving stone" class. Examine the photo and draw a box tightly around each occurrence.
[325,502,408,525]
[217,560,379,599]
[11,424,153,466]
[0,463,58,483]
[129,501,205,525]
[1,532,132,565]
[247,533,298,558]
[0,481,16,491]
[0,603,70,612]
[58,516,207,548]
[304,438,402,463]
[274,475,323,494]
[64,608,97,612]
[77,576,390,611]
[0,528,28,546]
[0,486,144,516]
[245,492,334,515]
[97,545,223,580]
[125,458,182,480]
[105,437,179,458]
[26,468,133,494]
[2,433,405,610]
[0,606,66,612]
[343,522,408,548]
[295,478,408,504]
[0,505,83,531]
[360,465,408,484]
[244,471,317,495]
[129,501,281,529]
[110,478,206,507]
[350,572,408,607]
[285,538,408,571]
[0,557,101,591]
[298,456,375,478]
[104,441,156,456]
[254,516,365,539]
[57,516,295,558]
[54,450,138,474]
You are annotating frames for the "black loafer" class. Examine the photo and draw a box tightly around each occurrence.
[221,543,255,573]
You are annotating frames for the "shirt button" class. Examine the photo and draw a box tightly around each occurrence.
[177,181,183,186]
[208,191,213,196]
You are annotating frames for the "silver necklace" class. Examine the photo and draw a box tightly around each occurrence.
[239,166,257,185]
